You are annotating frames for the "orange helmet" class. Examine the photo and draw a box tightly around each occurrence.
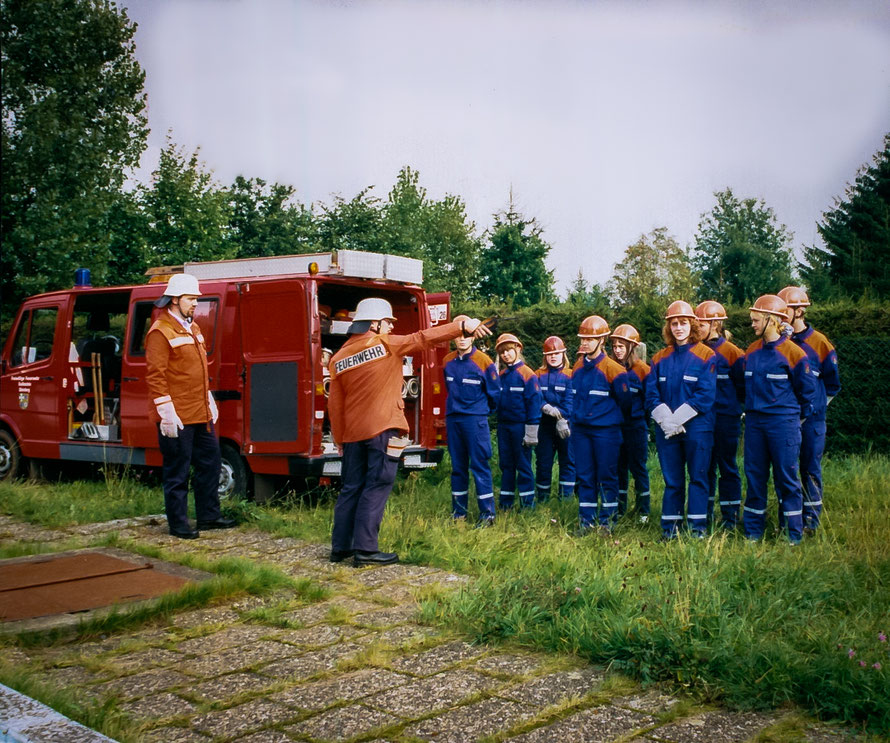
[695,300,728,321]
[610,323,641,345]
[495,333,523,351]
[750,294,790,320]
[778,286,811,307]
[664,300,696,320]
[542,335,567,353]
[578,315,610,338]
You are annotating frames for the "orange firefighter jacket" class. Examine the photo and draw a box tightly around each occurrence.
[145,311,212,425]
[328,319,466,443]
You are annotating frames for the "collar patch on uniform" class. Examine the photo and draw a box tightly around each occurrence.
[335,343,387,374]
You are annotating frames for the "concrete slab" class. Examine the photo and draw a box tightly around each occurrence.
[0,682,118,743]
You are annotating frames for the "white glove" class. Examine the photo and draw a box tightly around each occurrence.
[522,424,539,447]
[673,403,698,426]
[542,404,561,418]
[459,317,492,338]
[156,399,183,438]
[556,418,571,439]
[651,404,671,427]
[664,423,686,439]
[208,391,219,424]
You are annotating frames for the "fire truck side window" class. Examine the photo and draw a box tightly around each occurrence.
[193,299,218,354]
[9,308,58,367]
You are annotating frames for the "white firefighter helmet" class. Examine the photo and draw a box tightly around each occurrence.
[353,297,396,322]
[155,273,202,307]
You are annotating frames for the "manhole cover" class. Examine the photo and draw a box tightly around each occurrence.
[0,548,201,623]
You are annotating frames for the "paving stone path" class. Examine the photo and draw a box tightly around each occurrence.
[0,514,872,743]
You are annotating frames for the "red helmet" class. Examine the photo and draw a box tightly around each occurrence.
[610,323,641,345]
[578,315,610,338]
[695,300,728,321]
[664,300,696,320]
[778,286,811,307]
[750,294,790,320]
[495,333,523,351]
[542,335,567,353]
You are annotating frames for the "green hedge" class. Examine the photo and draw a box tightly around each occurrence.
[454,298,890,453]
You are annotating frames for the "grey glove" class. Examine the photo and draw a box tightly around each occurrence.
[542,403,561,418]
[664,423,686,439]
[522,424,539,447]
[556,418,571,439]
[651,403,671,427]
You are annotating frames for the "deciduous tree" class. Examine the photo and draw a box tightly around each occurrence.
[1,0,147,305]
[608,228,696,307]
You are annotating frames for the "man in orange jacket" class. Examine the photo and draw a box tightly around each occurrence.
[328,298,491,566]
[146,274,236,539]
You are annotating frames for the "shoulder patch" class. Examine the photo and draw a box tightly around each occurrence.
[598,356,625,383]
[517,365,536,381]
[572,358,584,372]
[443,351,458,364]
[746,339,763,354]
[691,343,715,361]
[651,347,673,364]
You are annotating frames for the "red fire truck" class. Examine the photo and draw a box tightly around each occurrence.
[0,250,452,500]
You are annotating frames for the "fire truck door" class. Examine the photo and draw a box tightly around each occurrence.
[238,280,309,454]
[0,299,69,454]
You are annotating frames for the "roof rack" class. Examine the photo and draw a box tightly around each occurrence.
[145,250,423,285]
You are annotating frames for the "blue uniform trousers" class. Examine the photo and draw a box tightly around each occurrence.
[617,418,650,516]
[708,414,742,528]
[158,422,222,533]
[742,413,804,543]
[800,417,826,530]
[498,421,536,509]
[574,424,622,528]
[655,428,711,537]
[446,414,496,521]
[332,429,399,553]
[535,418,576,500]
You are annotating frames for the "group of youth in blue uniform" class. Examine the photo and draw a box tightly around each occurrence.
[442,287,839,545]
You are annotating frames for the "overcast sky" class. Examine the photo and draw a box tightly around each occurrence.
[121,0,890,294]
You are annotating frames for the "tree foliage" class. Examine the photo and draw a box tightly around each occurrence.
[0,0,147,306]
[692,188,794,304]
[477,198,555,307]
[227,176,317,259]
[608,227,696,307]
[801,134,890,299]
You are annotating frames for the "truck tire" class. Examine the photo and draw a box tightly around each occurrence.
[0,429,25,483]
[219,441,249,501]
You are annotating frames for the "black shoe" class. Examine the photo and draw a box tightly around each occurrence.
[329,549,355,563]
[353,550,399,566]
[196,517,238,530]
[170,528,199,539]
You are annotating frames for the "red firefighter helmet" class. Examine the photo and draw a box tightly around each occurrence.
[577,315,610,338]
[610,323,641,345]
[778,286,811,307]
[664,300,696,320]
[750,294,790,320]
[542,335,567,353]
[695,300,728,321]
[495,333,523,351]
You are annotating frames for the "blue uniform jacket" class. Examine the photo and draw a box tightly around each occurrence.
[443,347,500,416]
[497,361,542,424]
[744,336,816,418]
[623,358,650,421]
[705,337,745,417]
[645,342,717,431]
[791,324,840,420]
[570,352,632,427]
[535,364,574,420]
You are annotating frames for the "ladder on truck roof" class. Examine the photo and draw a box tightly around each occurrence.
[145,250,424,285]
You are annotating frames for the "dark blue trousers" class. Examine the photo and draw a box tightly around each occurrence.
[800,417,826,529]
[617,418,650,516]
[742,412,803,543]
[332,429,399,552]
[574,424,622,528]
[655,426,712,537]
[446,414,496,520]
[535,418,575,500]
[498,421,535,509]
[157,423,222,533]
[708,414,742,527]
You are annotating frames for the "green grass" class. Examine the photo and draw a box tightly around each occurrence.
[2,451,888,732]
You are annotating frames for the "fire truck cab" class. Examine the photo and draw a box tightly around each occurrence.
[0,250,452,500]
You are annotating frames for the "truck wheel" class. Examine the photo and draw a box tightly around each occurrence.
[0,430,25,482]
[219,442,249,501]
